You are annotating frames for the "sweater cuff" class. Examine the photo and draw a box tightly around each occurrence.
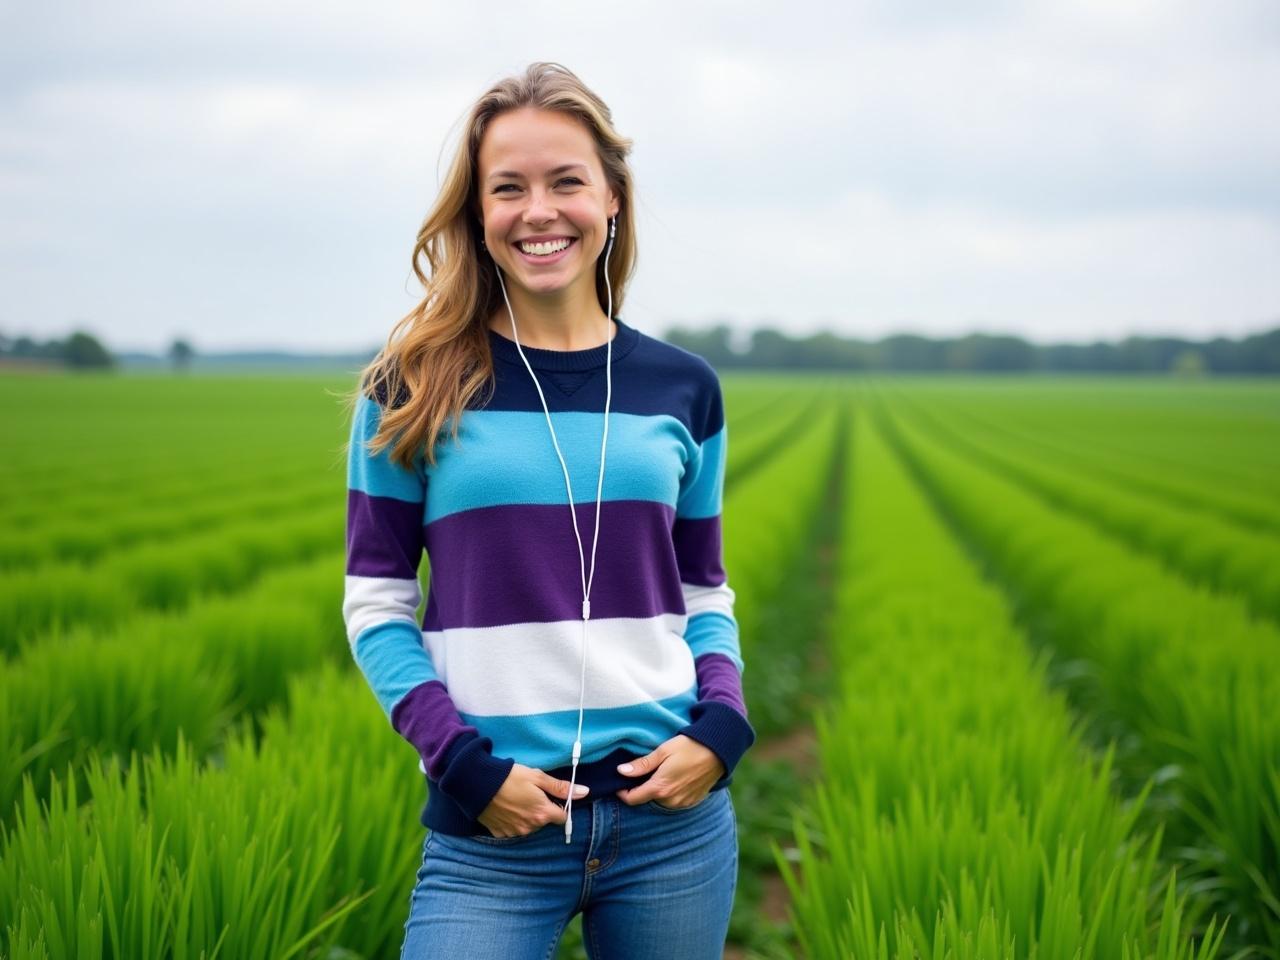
[435,732,516,822]
[677,701,756,786]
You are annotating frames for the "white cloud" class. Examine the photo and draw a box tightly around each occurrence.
[632,189,1280,342]
[1,0,1277,350]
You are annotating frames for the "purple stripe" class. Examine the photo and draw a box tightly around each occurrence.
[422,499,684,630]
[693,653,746,716]
[672,514,725,586]
[346,489,424,579]
[391,680,478,779]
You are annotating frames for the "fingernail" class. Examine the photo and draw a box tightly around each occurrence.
[574,785,589,796]
[618,763,633,773]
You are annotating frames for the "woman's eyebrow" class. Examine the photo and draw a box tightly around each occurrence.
[487,163,589,181]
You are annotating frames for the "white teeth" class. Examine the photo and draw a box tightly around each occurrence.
[519,237,572,256]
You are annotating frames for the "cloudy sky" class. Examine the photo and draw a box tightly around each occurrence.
[3,0,1278,352]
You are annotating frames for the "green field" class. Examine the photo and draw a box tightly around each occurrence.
[1,372,1277,959]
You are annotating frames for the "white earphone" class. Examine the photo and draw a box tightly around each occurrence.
[491,214,618,843]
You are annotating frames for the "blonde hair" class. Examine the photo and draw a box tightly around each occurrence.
[346,61,637,470]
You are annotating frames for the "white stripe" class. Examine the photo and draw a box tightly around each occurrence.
[343,574,422,646]
[423,613,694,716]
[682,578,736,621]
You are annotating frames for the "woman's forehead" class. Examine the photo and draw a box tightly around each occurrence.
[479,110,596,174]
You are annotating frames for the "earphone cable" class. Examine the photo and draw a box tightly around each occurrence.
[492,215,617,843]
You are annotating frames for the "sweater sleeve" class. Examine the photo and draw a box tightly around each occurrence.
[671,371,757,784]
[343,388,514,821]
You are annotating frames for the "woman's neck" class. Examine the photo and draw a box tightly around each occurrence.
[488,285,613,351]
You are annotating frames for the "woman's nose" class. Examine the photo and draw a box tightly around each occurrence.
[523,189,556,224]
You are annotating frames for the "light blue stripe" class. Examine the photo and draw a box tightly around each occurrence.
[460,686,700,770]
[676,425,725,520]
[684,611,743,673]
[426,410,694,524]
[348,393,426,504]
[353,619,440,716]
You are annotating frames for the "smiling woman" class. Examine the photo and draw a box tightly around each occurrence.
[477,108,619,346]
[340,62,754,959]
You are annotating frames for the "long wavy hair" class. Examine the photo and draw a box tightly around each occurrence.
[344,62,638,471]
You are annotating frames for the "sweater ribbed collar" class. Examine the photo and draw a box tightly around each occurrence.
[487,316,639,372]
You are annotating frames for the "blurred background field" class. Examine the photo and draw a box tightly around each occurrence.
[2,370,1277,959]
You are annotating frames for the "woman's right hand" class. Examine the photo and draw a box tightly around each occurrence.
[476,763,590,838]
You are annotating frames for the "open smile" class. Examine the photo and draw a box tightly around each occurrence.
[513,236,577,264]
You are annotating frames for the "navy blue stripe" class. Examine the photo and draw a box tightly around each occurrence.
[479,324,724,443]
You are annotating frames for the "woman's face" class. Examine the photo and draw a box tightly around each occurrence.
[476,107,619,304]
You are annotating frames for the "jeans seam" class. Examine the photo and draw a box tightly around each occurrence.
[600,800,621,871]
[576,801,598,915]
[543,915,569,960]
[401,833,433,960]
[586,907,603,960]
[730,795,739,901]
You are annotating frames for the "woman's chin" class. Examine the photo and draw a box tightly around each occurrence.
[510,270,589,300]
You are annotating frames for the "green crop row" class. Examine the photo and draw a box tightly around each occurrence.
[0,375,843,959]
[0,388,803,578]
[0,381,815,819]
[878,399,1280,955]
[0,504,344,654]
[0,376,350,512]
[1,663,429,960]
[0,475,341,571]
[2,453,335,531]
[724,385,833,497]
[723,396,842,740]
[892,392,1280,624]
[0,447,328,515]
[724,375,817,428]
[907,394,1280,538]
[778,399,1222,958]
[0,551,349,823]
[0,376,765,530]
[882,378,1280,503]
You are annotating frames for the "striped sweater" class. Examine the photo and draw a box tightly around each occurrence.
[342,316,755,837]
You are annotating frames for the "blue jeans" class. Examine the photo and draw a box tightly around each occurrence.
[399,787,739,959]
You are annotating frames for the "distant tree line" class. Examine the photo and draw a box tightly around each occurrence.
[0,329,116,369]
[663,324,1280,374]
[0,331,198,371]
[4,324,1278,374]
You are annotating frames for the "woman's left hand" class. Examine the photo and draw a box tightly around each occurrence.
[615,734,726,808]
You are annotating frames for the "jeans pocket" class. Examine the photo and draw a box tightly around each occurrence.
[467,822,553,844]
[645,788,717,815]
